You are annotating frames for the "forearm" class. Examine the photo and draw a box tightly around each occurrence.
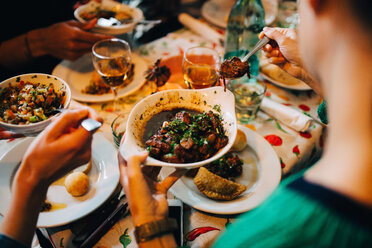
[300,68,324,98]
[0,29,46,69]
[0,164,47,246]
[138,233,177,248]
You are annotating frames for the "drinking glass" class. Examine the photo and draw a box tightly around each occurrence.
[182,46,220,89]
[229,79,266,123]
[92,38,131,112]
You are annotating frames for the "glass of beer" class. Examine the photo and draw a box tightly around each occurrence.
[182,46,220,89]
[92,38,131,112]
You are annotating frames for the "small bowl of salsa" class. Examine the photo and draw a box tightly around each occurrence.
[0,73,71,136]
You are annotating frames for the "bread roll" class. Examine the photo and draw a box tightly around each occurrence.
[65,172,90,197]
[259,54,303,85]
[232,129,247,152]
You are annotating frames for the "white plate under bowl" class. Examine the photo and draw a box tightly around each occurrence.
[74,0,143,35]
[120,87,237,169]
[260,72,312,91]
[160,125,281,215]
[52,53,148,103]
[0,133,119,227]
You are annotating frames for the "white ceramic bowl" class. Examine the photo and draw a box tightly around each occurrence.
[0,73,71,136]
[120,87,237,169]
[74,0,144,35]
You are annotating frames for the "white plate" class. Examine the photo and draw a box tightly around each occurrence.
[260,72,312,91]
[0,133,119,227]
[74,0,144,35]
[160,125,281,215]
[201,0,277,29]
[201,0,234,29]
[52,53,148,103]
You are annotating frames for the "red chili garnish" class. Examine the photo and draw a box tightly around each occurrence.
[293,145,300,156]
[280,157,286,168]
[298,104,310,111]
[299,132,312,139]
[265,91,271,97]
[264,135,282,146]
[185,227,220,242]
[282,103,292,106]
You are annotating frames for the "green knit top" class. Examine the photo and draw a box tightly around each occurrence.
[213,172,372,248]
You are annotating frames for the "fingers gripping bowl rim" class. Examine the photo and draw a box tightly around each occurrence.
[120,87,237,169]
[0,73,71,136]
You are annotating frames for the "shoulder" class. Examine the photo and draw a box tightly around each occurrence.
[213,173,372,248]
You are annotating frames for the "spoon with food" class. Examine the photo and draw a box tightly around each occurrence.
[219,36,276,88]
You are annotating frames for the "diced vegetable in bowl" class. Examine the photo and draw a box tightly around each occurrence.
[0,73,71,136]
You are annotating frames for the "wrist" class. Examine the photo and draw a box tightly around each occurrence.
[134,218,178,244]
[133,215,166,227]
[27,29,47,57]
[14,159,49,197]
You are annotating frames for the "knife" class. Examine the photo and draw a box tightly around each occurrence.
[79,196,129,248]
[71,185,122,244]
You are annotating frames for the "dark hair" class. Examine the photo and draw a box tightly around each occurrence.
[347,0,372,32]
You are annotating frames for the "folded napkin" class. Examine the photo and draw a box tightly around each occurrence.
[260,98,313,132]
[178,13,225,46]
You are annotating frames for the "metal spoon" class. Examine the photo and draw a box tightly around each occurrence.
[46,108,102,133]
[242,36,270,62]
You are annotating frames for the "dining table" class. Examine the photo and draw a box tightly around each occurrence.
[0,18,325,248]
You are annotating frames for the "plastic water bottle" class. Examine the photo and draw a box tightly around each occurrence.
[224,0,266,77]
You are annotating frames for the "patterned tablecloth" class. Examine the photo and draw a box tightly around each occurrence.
[0,27,324,248]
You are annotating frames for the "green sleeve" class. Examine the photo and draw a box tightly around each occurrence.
[317,100,328,124]
[213,173,371,248]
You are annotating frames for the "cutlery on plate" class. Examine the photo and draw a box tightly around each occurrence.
[79,196,129,248]
[72,186,123,245]
[98,18,162,27]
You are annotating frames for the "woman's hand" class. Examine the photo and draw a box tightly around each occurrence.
[28,19,113,61]
[260,27,304,79]
[1,107,102,246]
[17,108,102,188]
[118,151,186,227]
[0,127,24,140]
[260,27,323,97]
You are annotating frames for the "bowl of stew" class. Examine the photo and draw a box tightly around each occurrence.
[74,0,144,35]
[120,87,237,169]
[0,73,71,136]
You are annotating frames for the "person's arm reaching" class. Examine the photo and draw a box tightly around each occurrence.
[118,149,185,248]
[0,19,112,70]
[0,108,102,246]
[260,27,324,97]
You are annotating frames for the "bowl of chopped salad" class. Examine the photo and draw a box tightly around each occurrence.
[0,73,71,136]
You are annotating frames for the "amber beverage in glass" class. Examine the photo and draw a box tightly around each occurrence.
[92,38,131,112]
[182,47,220,89]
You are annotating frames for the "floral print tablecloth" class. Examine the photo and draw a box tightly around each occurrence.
[0,28,324,248]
